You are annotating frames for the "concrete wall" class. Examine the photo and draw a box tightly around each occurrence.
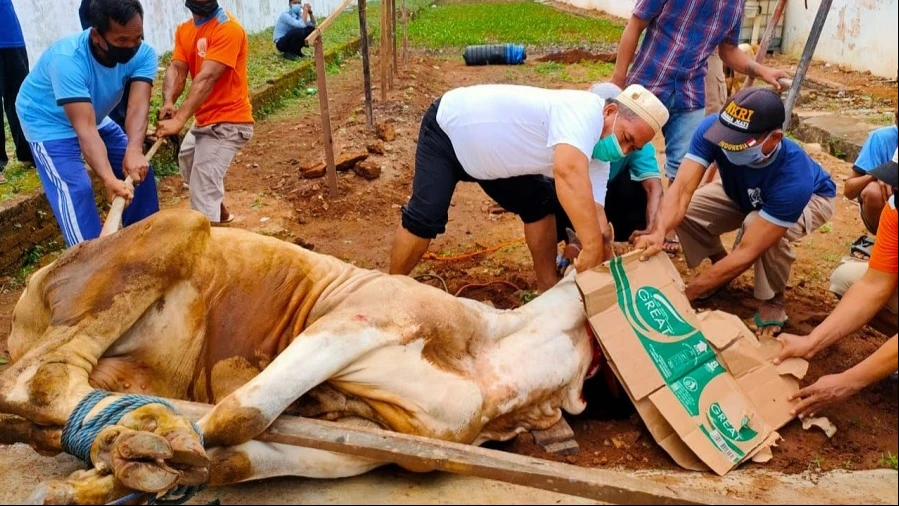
[13,0,351,66]
[781,0,898,78]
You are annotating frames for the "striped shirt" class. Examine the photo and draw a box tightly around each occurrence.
[627,0,743,112]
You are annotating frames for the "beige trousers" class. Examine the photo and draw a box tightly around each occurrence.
[677,180,836,301]
[179,122,254,222]
[705,48,727,116]
[830,259,899,315]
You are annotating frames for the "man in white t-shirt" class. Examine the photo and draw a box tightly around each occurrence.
[389,84,669,291]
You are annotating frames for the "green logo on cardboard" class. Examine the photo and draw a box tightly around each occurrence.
[708,403,758,443]
[635,287,695,336]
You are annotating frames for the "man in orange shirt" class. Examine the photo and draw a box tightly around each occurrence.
[157,0,253,224]
[775,158,897,417]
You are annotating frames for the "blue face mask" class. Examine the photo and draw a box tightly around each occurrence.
[291,3,302,14]
[592,113,625,162]
[722,134,779,167]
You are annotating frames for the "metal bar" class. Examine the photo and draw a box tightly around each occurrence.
[313,37,338,199]
[783,0,833,130]
[744,0,789,88]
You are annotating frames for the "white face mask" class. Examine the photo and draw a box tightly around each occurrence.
[722,133,780,168]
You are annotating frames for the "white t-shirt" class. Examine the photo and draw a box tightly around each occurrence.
[436,84,611,205]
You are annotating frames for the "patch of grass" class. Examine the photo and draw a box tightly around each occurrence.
[0,161,42,203]
[882,452,898,471]
[519,290,539,305]
[819,222,833,234]
[408,1,623,48]
[808,456,825,471]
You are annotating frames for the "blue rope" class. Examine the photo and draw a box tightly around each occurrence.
[61,390,207,505]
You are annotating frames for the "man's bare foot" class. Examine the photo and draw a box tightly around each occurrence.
[753,296,789,338]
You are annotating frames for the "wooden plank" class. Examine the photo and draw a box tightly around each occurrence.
[391,0,398,75]
[306,0,356,45]
[401,0,408,67]
[743,0,788,89]
[357,0,374,128]
[380,0,389,101]
[313,37,338,199]
[168,400,751,505]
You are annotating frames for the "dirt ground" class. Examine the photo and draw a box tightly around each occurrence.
[1,48,896,482]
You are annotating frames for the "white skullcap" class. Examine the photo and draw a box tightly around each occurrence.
[615,84,670,135]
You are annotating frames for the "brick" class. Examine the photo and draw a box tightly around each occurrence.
[354,160,382,180]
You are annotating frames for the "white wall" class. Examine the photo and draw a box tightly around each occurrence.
[782,0,898,78]
[13,0,350,67]
[562,0,635,19]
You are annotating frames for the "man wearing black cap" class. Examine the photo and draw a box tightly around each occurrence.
[635,87,837,337]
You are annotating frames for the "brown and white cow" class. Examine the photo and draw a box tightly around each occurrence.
[0,209,598,504]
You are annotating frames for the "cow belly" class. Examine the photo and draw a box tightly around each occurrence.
[329,341,485,443]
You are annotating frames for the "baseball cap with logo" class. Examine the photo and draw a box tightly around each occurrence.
[704,87,786,151]
[869,148,899,189]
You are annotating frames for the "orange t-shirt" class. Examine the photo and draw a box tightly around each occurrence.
[173,10,253,126]
[870,195,898,277]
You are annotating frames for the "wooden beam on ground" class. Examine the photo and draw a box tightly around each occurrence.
[306,0,356,45]
[358,0,374,128]
[743,0,788,89]
[165,400,749,505]
[401,0,408,67]
[380,0,389,101]
[312,37,338,199]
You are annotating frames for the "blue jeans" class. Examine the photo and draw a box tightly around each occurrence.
[30,121,159,247]
[661,108,707,180]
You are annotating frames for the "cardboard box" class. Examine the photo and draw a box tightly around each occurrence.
[576,252,808,475]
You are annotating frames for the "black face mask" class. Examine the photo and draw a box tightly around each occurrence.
[95,36,140,66]
[185,0,219,17]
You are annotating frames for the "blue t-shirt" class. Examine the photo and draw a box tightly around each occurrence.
[685,115,836,227]
[603,143,661,183]
[0,0,26,49]
[15,30,158,143]
[854,125,898,174]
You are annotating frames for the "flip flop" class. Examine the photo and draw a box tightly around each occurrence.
[663,237,681,256]
[752,313,789,336]
[211,213,236,227]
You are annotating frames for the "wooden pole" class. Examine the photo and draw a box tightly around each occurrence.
[391,0,398,76]
[743,0,789,89]
[402,0,408,67]
[176,400,747,506]
[305,0,356,45]
[313,37,338,199]
[380,0,389,101]
[783,0,832,130]
[358,0,374,128]
[100,137,166,237]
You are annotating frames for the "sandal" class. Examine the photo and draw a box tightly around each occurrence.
[663,237,681,256]
[850,235,875,261]
[751,312,790,337]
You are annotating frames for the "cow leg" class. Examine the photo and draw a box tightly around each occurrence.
[208,418,384,485]
[200,313,405,448]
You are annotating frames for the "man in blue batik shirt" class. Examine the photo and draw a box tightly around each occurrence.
[16,0,159,247]
[273,0,317,60]
[635,88,837,338]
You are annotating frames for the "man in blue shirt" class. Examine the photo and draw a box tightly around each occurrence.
[16,0,159,247]
[0,0,34,183]
[273,0,317,60]
[635,88,837,337]
[844,112,897,235]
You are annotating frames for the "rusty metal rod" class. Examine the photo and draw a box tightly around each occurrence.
[744,0,789,89]
[783,0,833,130]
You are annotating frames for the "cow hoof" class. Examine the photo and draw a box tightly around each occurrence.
[28,470,125,505]
[26,481,73,505]
[85,404,209,494]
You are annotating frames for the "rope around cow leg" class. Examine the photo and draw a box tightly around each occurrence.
[60,390,206,505]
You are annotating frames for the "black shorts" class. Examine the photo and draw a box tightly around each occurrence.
[604,170,649,241]
[401,100,569,240]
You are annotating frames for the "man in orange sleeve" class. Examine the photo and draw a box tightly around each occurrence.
[775,157,897,417]
[156,0,253,224]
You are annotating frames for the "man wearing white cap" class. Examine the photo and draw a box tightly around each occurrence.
[390,83,669,291]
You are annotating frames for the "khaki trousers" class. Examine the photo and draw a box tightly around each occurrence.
[179,122,254,222]
[677,180,835,301]
[830,259,899,315]
[705,48,727,116]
